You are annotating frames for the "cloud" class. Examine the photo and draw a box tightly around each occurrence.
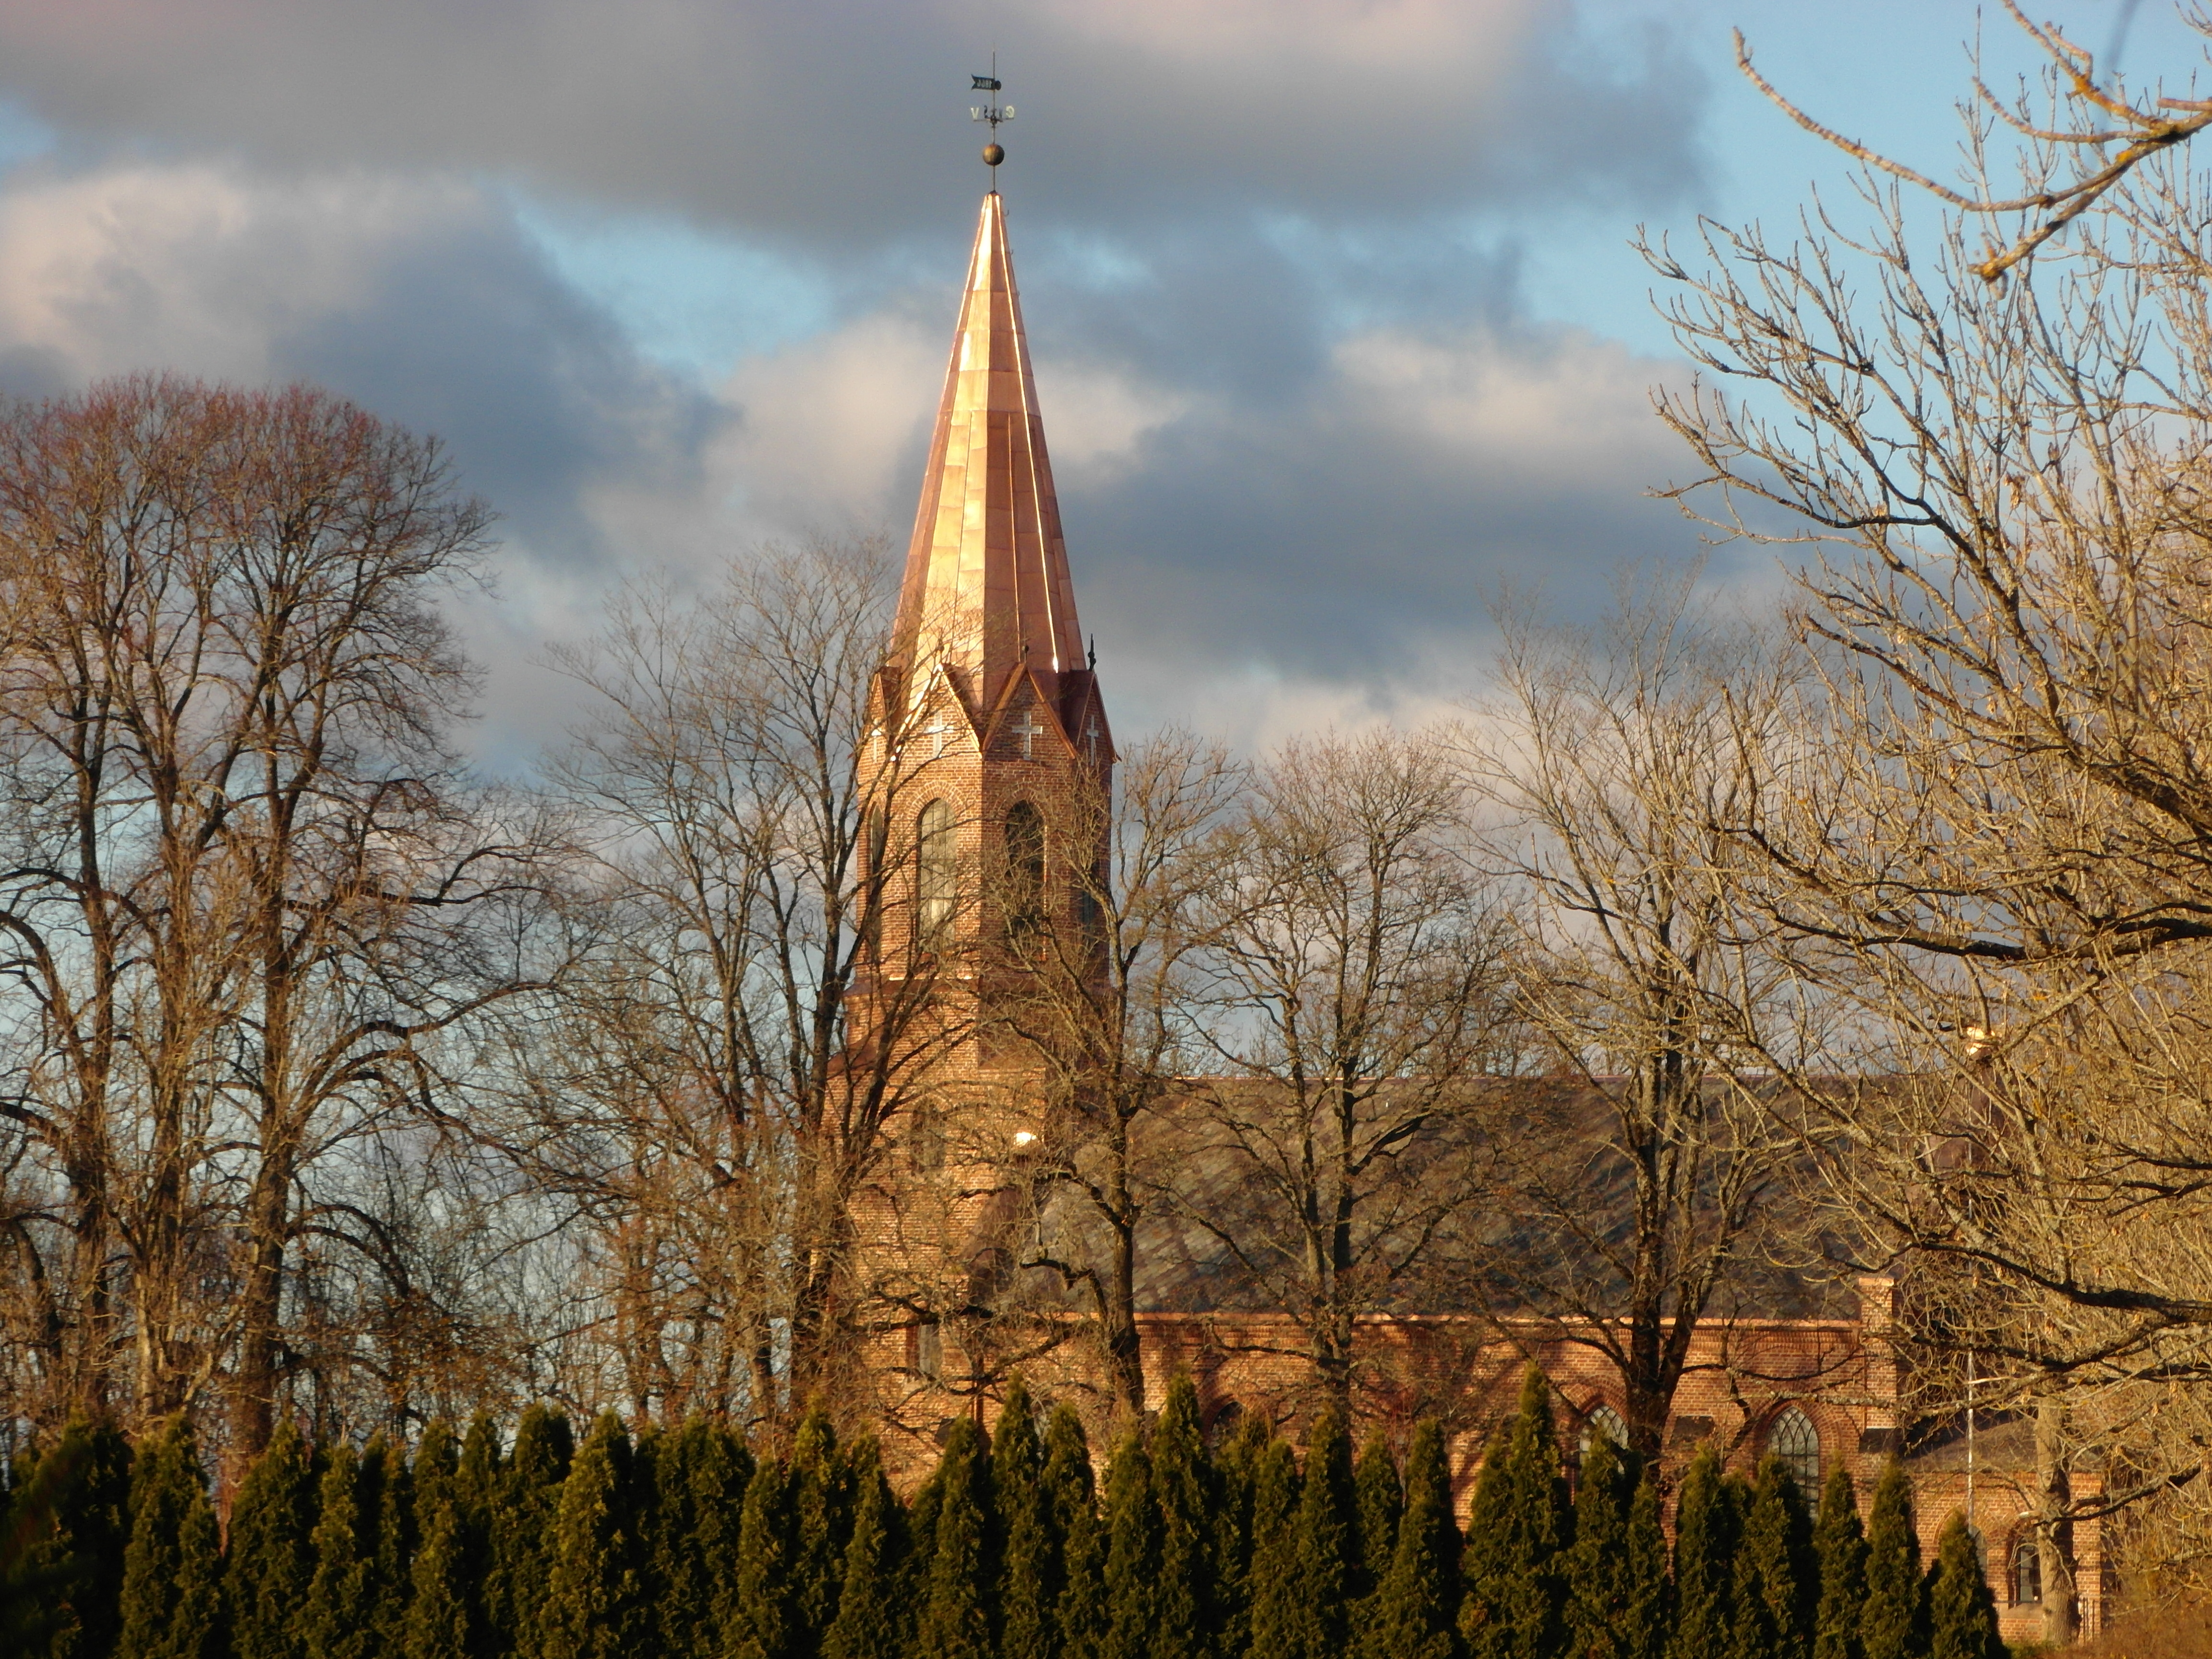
[0,158,725,572]
[0,2,1735,761]
[0,1,1706,241]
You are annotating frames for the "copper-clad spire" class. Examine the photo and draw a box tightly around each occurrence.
[892,192,1084,716]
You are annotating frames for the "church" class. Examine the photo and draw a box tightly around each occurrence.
[837,183,2101,1649]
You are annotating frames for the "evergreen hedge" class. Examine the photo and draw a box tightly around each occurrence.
[0,1385,2021,1659]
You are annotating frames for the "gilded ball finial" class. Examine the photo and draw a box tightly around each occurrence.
[982,142,1005,167]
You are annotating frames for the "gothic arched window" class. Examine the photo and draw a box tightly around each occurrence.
[2012,1533,2042,1605]
[1005,801,1045,926]
[917,799,956,942]
[1580,1405,1627,1461]
[1768,1406,1820,1491]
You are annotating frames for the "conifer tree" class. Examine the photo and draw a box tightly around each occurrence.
[792,1404,851,1653]
[365,1433,417,1656]
[919,1416,996,1659]
[823,1436,907,1659]
[1621,1470,1670,1659]
[1860,1463,1925,1659]
[731,1444,798,1659]
[1212,1415,1269,1659]
[1666,1446,1740,1659]
[1246,1436,1303,1659]
[1152,1376,1217,1659]
[1042,1404,1106,1659]
[1733,1458,1815,1659]
[1364,1420,1460,1659]
[1924,1515,2002,1659]
[304,1443,381,1659]
[1101,1423,1160,1659]
[24,1415,133,1659]
[1460,1366,1568,1659]
[906,1460,945,1615]
[228,1419,319,1659]
[697,1423,754,1657]
[1810,1467,1867,1659]
[1564,1424,1630,1659]
[993,1382,1055,1659]
[407,1421,481,1659]
[1296,1407,1358,1659]
[1353,1427,1406,1639]
[489,1406,571,1659]
[116,1416,224,1659]
[540,1412,645,1659]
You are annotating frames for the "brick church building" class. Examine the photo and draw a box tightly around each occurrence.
[842,187,2100,1647]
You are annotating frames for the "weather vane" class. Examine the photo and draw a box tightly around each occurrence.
[970,54,1013,174]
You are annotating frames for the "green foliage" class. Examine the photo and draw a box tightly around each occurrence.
[1811,1466,1868,1659]
[1668,1446,1741,1659]
[1925,1515,2003,1659]
[1246,1436,1303,1659]
[11,1417,132,1659]
[1211,1415,1269,1659]
[539,1412,646,1659]
[1461,1365,1568,1659]
[1621,1470,1671,1659]
[992,1382,1054,1659]
[118,1416,224,1659]
[488,1406,570,1659]
[821,1436,905,1659]
[1041,1405,1105,1659]
[791,1404,851,1654]
[1354,1427,1406,1639]
[919,1416,996,1659]
[732,1444,798,1659]
[1364,1420,1459,1659]
[1734,1458,1815,1659]
[228,1420,320,1659]
[1564,1424,1631,1659]
[1296,1407,1358,1659]
[365,1434,416,1656]
[649,1419,745,1659]
[1152,1377,1218,1659]
[1101,1423,1159,1659]
[408,1420,482,1659]
[1861,1463,1925,1659]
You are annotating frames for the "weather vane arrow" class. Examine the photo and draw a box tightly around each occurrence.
[970,54,1012,173]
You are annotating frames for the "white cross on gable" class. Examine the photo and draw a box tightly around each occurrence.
[926,717,950,758]
[1012,710,1047,758]
[1084,717,1101,760]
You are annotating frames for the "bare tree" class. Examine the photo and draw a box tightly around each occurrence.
[1648,1,2212,1602]
[0,376,546,1465]
[541,538,965,1424]
[1463,574,1825,1457]
[1166,727,1512,1409]
[985,732,1242,1420]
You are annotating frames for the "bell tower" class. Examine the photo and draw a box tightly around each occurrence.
[850,188,1114,1430]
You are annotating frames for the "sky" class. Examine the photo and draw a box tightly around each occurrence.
[0,0,2198,766]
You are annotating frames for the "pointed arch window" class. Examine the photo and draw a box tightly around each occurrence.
[1580,1404,1627,1461]
[2011,1532,2042,1605]
[1005,801,1045,927]
[918,799,956,942]
[1767,1406,1820,1491]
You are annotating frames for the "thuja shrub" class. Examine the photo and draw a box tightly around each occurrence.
[12,1389,2013,1659]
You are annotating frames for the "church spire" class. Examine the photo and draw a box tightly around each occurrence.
[891,191,1085,718]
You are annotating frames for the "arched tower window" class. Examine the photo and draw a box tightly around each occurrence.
[917,799,956,942]
[1580,1405,1627,1461]
[1005,801,1045,926]
[1767,1406,1820,1491]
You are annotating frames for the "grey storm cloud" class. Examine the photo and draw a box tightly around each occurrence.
[0,0,1730,751]
[0,1,1706,242]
